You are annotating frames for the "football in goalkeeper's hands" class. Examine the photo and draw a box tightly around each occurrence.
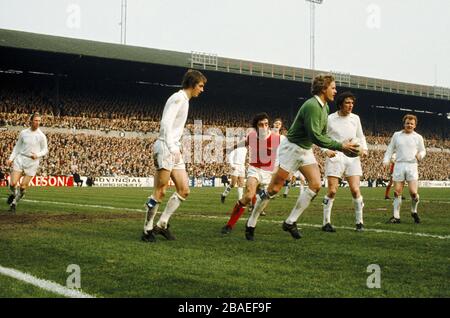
[345,138,362,158]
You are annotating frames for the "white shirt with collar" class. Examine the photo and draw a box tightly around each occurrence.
[323,111,368,152]
[383,130,426,164]
[9,128,48,162]
[158,89,189,154]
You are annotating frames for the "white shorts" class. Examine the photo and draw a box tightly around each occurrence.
[325,152,362,178]
[153,140,185,171]
[247,166,273,187]
[293,170,305,181]
[278,139,317,174]
[393,162,418,182]
[231,165,245,178]
[12,155,39,176]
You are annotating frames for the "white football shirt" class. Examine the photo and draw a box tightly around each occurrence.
[383,130,426,164]
[9,128,48,163]
[158,89,189,154]
[323,112,368,152]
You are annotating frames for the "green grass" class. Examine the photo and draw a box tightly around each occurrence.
[0,186,449,298]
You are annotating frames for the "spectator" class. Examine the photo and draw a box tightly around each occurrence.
[0,168,8,186]
[73,171,83,187]
[86,176,94,187]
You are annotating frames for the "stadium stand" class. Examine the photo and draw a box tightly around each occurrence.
[1,128,449,180]
[1,29,449,182]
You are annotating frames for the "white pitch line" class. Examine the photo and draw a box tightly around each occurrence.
[0,265,96,298]
[362,198,450,205]
[187,214,450,240]
[21,199,450,240]
[297,223,450,240]
[23,199,143,212]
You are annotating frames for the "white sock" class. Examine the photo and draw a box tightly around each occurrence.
[284,185,290,196]
[322,195,334,225]
[237,187,243,200]
[411,194,419,213]
[353,195,364,224]
[15,188,25,203]
[143,196,160,233]
[286,187,317,225]
[222,186,231,197]
[393,196,402,219]
[299,183,304,195]
[247,190,273,227]
[11,187,19,205]
[157,192,184,229]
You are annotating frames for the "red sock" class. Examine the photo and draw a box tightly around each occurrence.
[252,195,257,206]
[226,201,246,228]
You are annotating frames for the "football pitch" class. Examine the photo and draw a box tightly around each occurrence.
[0,186,449,298]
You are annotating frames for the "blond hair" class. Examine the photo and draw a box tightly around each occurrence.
[311,74,335,95]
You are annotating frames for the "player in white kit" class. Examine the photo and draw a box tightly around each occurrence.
[321,92,368,232]
[221,140,247,203]
[6,112,48,212]
[141,70,207,242]
[383,114,425,224]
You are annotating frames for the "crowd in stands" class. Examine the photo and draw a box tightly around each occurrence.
[0,112,160,134]
[1,131,154,177]
[364,134,450,149]
[1,73,449,181]
[2,79,449,147]
[2,110,449,149]
[1,130,449,181]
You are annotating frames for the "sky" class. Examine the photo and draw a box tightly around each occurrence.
[0,0,449,88]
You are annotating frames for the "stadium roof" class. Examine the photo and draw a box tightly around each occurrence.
[0,28,190,67]
[0,28,449,101]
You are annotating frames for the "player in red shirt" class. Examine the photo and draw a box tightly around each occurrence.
[221,113,281,234]
[249,118,285,215]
